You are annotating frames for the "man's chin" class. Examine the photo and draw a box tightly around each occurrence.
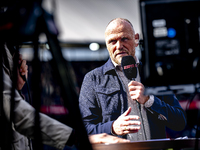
[114,58,122,65]
[113,54,130,65]
[116,55,127,63]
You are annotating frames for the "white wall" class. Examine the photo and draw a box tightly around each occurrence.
[43,0,142,43]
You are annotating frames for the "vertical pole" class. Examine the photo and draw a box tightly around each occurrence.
[32,39,43,150]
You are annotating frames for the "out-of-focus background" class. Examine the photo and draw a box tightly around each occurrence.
[21,0,143,94]
[3,0,199,149]
[43,0,142,42]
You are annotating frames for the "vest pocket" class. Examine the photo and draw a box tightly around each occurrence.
[96,87,121,116]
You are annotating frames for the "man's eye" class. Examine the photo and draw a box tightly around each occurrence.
[109,40,116,44]
[122,37,128,42]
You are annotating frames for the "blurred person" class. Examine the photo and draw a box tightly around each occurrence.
[79,18,187,141]
[1,43,130,150]
[1,43,75,150]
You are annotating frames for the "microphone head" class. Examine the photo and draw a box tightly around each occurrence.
[121,55,137,80]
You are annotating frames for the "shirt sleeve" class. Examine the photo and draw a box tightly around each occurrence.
[149,95,186,131]
[144,95,154,108]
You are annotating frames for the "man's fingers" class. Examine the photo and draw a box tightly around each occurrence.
[128,80,142,86]
[122,107,132,116]
[123,125,141,134]
[20,60,27,68]
[124,115,140,121]
[113,108,140,135]
[123,120,141,126]
[20,60,28,73]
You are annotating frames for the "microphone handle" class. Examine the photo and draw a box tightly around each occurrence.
[137,103,147,140]
[21,75,26,82]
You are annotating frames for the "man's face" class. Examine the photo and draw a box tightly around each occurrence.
[105,20,138,65]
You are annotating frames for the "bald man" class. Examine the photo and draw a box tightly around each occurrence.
[79,18,186,141]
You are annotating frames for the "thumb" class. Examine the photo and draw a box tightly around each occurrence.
[122,107,131,116]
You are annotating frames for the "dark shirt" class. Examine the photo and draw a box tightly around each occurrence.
[79,58,186,139]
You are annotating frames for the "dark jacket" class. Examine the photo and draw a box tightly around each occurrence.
[79,58,186,139]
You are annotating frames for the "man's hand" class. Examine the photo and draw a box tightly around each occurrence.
[112,107,141,135]
[89,133,130,144]
[128,81,149,104]
[16,54,28,90]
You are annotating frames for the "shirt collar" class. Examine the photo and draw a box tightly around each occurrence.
[103,58,116,75]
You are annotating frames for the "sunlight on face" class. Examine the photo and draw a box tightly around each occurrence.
[105,19,137,65]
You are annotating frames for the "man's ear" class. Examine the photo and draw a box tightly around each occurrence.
[135,33,139,47]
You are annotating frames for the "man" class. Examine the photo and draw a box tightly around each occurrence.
[79,18,186,141]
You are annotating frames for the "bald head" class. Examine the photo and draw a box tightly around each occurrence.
[105,18,135,37]
[104,18,139,65]
[106,18,134,28]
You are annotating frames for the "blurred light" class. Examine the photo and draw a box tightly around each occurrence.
[167,28,176,38]
[20,48,34,61]
[39,49,53,61]
[20,47,53,62]
[89,43,100,51]
[45,43,50,50]
[62,48,109,61]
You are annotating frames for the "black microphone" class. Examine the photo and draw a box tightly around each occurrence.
[121,55,147,140]
[121,55,140,109]
[121,55,137,81]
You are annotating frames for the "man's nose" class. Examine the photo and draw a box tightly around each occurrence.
[116,41,123,50]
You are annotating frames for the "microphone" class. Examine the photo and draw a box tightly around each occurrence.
[121,55,140,109]
[121,55,147,140]
[121,55,137,81]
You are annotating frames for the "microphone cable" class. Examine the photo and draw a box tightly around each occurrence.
[132,75,147,141]
[121,55,148,141]
[135,100,147,140]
